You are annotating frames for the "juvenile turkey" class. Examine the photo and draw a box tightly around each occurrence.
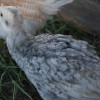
[0,6,100,100]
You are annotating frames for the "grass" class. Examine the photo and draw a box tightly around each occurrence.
[0,17,100,100]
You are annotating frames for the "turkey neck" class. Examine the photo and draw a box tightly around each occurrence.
[6,28,32,53]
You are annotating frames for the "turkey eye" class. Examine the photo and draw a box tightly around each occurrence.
[5,20,9,26]
[0,13,3,17]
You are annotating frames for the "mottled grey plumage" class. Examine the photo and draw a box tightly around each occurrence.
[0,6,100,100]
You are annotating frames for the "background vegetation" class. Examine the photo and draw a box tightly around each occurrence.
[0,17,100,100]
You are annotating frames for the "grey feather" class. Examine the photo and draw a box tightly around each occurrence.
[6,32,100,100]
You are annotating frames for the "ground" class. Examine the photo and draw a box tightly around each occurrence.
[0,17,100,100]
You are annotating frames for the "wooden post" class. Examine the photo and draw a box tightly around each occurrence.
[60,0,100,37]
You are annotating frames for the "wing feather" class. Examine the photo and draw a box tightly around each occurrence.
[16,34,100,99]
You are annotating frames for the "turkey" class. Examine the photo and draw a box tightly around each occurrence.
[0,6,100,100]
